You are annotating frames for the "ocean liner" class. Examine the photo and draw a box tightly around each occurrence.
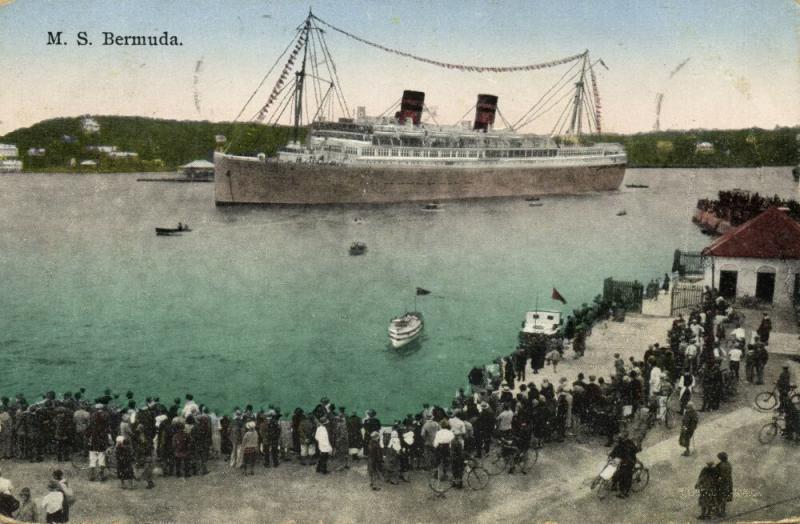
[215,13,626,206]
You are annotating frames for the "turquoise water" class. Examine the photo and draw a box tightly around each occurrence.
[0,167,795,419]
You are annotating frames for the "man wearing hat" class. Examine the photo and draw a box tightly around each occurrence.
[777,364,792,411]
[420,412,439,468]
[367,431,383,491]
[714,451,733,518]
[757,313,772,345]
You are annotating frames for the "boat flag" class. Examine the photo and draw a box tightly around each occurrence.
[416,287,431,295]
[551,287,567,304]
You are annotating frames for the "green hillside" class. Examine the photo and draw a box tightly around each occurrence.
[0,116,305,172]
[589,127,799,168]
[1,115,797,172]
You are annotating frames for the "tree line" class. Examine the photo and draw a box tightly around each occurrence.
[1,116,797,172]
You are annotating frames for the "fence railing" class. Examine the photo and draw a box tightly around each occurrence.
[672,249,705,277]
[670,281,705,316]
[603,277,643,313]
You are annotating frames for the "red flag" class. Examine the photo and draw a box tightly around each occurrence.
[552,287,567,304]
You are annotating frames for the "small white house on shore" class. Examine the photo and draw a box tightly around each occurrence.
[702,207,800,307]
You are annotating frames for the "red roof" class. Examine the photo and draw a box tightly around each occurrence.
[702,207,800,259]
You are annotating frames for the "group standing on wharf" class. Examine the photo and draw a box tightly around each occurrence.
[0,286,789,522]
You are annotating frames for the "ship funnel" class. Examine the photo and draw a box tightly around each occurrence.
[395,90,425,125]
[473,94,498,132]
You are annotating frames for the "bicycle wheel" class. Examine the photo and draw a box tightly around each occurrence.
[755,392,778,411]
[428,467,451,495]
[664,408,674,430]
[595,478,611,500]
[528,447,539,466]
[466,466,489,491]
[758,422,778,445]
[483,449,507,476]
[631,463,649,492]
[516,450,530,474]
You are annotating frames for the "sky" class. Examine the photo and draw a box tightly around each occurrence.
[0,0,798,136]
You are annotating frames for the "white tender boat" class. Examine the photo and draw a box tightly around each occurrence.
[388,312,424,348]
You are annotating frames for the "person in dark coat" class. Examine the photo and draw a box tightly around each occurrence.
[715,452,733,518]
[679,402,698,456]
[367,431,383,491]
[757,313,772,345]
[0,490,19,518]
[696,461,719,519]
[114,436,135,489]
[609,431,638,498]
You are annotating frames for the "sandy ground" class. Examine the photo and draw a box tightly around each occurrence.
[2,310,799,523]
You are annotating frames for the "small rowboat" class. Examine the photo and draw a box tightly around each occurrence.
[349,241,367,256]
[155,226,192,236]
[388,312,424,349]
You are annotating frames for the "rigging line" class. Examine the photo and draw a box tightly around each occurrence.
[451,104,477,127]
[232,27,302,125]
[511,58,583,129]
[550,96,573,136]
[253,76,296,123]
[310,84,335,124]
[513,66,586,130]
[587,61,603,133]
[583,89,598,133]
[423,104,440,127]
[316,25,351,118]
[263,78,297,126]
[312,14,586,73]
[307,28,323,110]
[580,95,597,134]
[313,22,347,119]
[495,107,513,131]
[377,97,402,118]
[516,86,578,131]
[225,27,303,152]
[269,80,299,127]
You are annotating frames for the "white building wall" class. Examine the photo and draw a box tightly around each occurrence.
[704,256,800,307]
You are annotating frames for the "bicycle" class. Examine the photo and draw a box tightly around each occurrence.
[484,438,538,476]
[754,384,800,412]
[631,459,650,492]
[758,413,800,445]
[645,396,674,430]
[428,456,490,496]
[590,458,649,499]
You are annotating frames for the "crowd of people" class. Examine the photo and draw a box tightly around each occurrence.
[0,286,784,522]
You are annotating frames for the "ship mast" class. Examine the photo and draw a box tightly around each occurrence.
[292,13,312,143]
[567,54,588,136]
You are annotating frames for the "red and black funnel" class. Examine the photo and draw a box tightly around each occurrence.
[395,90,425,125]
[473,94,498,131]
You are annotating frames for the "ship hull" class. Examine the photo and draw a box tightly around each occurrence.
[214,153,626,205]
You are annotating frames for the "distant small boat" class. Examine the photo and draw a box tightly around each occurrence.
[625,184,649,189]
[525,196,541,202]
[388,312,424,348]
[155,224,191,236]
[616,210,627,216]
[422,202,441,211]
[349,242,367,256]
[529,202,544,207]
